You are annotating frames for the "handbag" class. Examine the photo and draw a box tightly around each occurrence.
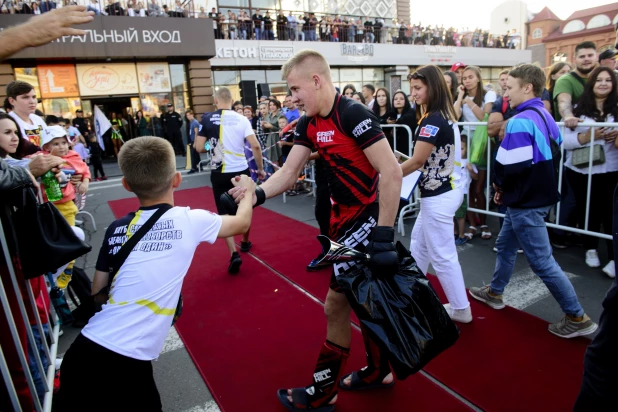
[8,185,91,279]
[470,114,489,167]
[94,204,183,326]
[571,144,606,168]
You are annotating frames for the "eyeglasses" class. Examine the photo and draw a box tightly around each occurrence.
[407,72,425,81]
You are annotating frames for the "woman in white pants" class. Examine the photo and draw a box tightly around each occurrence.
[400,64,472,323]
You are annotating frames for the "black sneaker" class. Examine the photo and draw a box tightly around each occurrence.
[550,237,568,249]
[306,252,332,272]
[187,169,198,174]
[228,252,242,274]
[240,241,252,252]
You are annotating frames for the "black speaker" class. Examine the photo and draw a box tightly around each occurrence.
[239,80,257,110]
[257,83,271,98]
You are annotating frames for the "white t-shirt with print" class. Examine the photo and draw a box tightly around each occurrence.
[460,159,478,195]
[199,109,254,173]
[9,112,47,147]
[461,90,496,135]
[83,205,222,360]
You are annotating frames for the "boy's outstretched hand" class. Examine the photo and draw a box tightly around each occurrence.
[229,175,257,206]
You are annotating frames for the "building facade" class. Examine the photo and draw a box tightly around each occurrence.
[0,15,216,123]
[526,3,618,67]
[210,39,531,101]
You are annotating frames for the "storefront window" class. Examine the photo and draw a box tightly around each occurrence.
[14,68,41,100]
[330,68,340,83]
[42,98,82,119]
[170,64,188,93]
[218,0,249,8]
[241,70,266,84]
[339,68,362,82]
[266,70,284,84]
[362,68,383,83]
[250,0,277,10]
[214,70,238,85]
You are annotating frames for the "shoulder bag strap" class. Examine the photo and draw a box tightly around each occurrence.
[109,204,173,279]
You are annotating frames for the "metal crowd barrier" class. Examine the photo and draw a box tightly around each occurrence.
[459,120,613,241]
[380,124,416,236]
[0,217,61,412]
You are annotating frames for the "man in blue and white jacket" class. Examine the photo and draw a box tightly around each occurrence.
[469,64,597,339]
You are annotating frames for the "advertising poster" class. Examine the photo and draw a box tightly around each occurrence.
[136,63,172,93]
[37,65,79,98]
[76,64,139,96]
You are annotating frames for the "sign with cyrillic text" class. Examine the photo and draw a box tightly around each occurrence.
[0,15,216,59]
[76,64,139,96]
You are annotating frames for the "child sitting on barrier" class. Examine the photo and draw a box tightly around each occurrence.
[55,136,256,410]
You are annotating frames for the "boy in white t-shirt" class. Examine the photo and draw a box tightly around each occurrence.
[455,135,478,245]
[55,136,256,410]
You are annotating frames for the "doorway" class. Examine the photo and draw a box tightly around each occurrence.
[87,96,139,155]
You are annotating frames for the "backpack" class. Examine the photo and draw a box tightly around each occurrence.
[66,266,96,328]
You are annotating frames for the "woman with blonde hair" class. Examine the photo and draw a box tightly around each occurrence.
[400,65,471,323]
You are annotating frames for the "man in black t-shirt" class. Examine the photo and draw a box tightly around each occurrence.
[227,50,402,412]
[72,109,89,139]
[252,9,263,40]
[162,103,185,156]
[263,11,274,40]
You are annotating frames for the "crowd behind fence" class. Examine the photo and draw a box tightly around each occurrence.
[0,1,522,48]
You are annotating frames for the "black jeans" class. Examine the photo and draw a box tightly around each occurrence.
[90,156,105,178]
[189,142,201,171]
[55,334,162,411]
[574,186,618,410]
[566,168,617,260]
[167,130,185,155]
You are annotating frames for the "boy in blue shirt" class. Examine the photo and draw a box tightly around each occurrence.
[186,109,202,174]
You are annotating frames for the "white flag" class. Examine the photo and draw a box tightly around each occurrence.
[94,105,111,151]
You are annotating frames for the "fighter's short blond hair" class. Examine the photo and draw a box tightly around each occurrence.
[215,87,233,103]
[281,49,332,81]
[118,136,176,200]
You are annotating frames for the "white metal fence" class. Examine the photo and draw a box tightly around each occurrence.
[459,121,613,241]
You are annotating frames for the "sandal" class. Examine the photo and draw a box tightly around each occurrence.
[465,226,478,241]
[480,225,492,240]
[277,388,335,412]
[339,371,395,391]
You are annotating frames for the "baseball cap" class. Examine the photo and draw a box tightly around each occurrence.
[451,62,466,71]
[599,49,617,61]
[41,125,69,146]
[167,103,173,107]
[75,109,83,113]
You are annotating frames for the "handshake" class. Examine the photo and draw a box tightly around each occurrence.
[219,175,266,215]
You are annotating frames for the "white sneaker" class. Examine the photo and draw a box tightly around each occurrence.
[443,303,473,323]
[602,260,616,279]
[585,250,601,268]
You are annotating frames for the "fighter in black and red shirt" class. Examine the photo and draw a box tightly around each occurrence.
[227,50,402,411]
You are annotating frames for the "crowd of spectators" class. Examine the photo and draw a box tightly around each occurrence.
[0,1,522,49]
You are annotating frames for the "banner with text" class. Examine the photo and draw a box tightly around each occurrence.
[37,65,80,98]
[0,15,216,59]
[76,64,139,96]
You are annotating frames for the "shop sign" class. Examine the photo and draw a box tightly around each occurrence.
[136,63,172,93]
[216,47,258,59]
[259,46,294,61]
[0,15,215,59]
[76,64,139,96]
[424,46,457,54]
[340,44,374,62]
[37,65,80,98]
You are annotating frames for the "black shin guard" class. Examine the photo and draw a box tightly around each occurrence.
[304,340,350,408]
[357,325,390,383]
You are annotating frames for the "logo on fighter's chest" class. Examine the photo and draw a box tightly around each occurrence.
[316,130,335,143]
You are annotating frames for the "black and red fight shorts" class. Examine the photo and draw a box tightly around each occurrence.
[328,202,379,293]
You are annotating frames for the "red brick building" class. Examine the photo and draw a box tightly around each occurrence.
[526,3,618,67]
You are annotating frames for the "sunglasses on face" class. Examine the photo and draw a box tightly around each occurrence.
[407,72,425,81]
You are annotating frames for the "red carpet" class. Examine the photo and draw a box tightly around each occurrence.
[109,187,591,412]
[108,189,469,412]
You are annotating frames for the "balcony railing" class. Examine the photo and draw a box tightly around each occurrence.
[2,2,523,49]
